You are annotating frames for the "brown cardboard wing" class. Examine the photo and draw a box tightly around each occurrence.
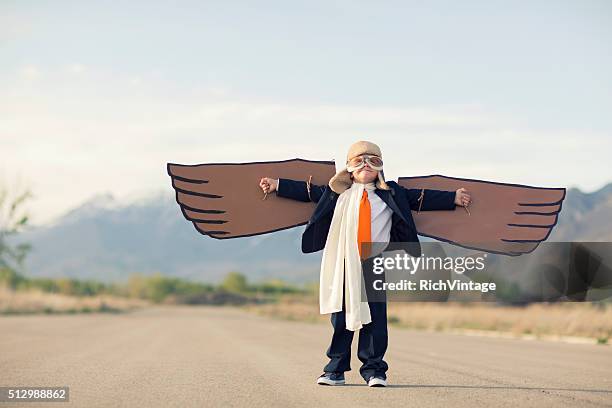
[398,175,566,255]
[167,159,336,239]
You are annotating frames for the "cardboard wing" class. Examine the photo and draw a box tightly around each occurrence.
[167,159,336,239]
[398,175,566,255]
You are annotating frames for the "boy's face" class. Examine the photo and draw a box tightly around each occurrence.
[351,163,379,184]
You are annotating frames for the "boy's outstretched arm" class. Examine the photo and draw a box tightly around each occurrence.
[400,185,471,212]
[259,177,326,203]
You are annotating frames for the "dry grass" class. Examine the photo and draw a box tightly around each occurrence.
[244,294,329,324]
[387,302,612,342]
[0,286,149,314]
[244,295,612,343]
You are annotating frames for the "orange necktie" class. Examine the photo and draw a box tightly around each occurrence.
[357,189,371,259]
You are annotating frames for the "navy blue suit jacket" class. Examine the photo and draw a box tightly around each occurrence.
[277,178,457,256]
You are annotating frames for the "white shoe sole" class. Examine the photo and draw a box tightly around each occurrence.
[317,378,345,386]
[368,378,387,387]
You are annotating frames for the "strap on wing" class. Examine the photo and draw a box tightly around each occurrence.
[167,159,336,239]
[398,175,566,256]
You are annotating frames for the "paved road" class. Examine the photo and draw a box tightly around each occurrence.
[1,306,611,407]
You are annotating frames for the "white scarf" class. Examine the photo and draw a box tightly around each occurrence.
[319,181,376,331]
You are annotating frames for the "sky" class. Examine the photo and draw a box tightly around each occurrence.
[1,0,611,225]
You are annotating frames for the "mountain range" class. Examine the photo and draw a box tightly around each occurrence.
[16,182,612,284]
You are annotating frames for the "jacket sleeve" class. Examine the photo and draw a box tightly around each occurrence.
[400,186,457,211]
[276,178,326,203]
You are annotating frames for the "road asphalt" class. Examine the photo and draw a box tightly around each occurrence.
[1,305,611,407]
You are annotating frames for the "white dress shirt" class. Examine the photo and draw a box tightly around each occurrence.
[277,178,392,244]
[366,187,393,245]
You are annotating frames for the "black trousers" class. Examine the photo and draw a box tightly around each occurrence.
[322,258,388,381]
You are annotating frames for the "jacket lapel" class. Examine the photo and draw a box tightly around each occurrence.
[375,188,409,224]
[309,186,408,226]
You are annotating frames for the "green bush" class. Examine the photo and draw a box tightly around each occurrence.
[221,272,248,293]
[251,279,304,295]
[126,272,214,303]
[0,267,26,289]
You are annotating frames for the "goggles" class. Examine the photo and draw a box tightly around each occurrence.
[346,154,384,172]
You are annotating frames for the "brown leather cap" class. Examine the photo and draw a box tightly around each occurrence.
[328,140,390,194]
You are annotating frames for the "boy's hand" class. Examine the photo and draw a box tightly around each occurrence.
[259,177,278,194]
[454,187,471,207]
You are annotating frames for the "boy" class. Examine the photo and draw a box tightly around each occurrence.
[259,141,471,387]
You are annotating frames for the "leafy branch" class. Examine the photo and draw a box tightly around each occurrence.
[0,183,32,271]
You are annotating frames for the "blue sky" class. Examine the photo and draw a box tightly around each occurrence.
[1,0,611,224]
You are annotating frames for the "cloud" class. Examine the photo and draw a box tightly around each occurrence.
[0,66,609,225]
[67,64,86,74]
[18,65,41,80]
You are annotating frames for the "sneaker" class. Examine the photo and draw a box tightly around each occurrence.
[317,372,345,386]
[367,376,387,387]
